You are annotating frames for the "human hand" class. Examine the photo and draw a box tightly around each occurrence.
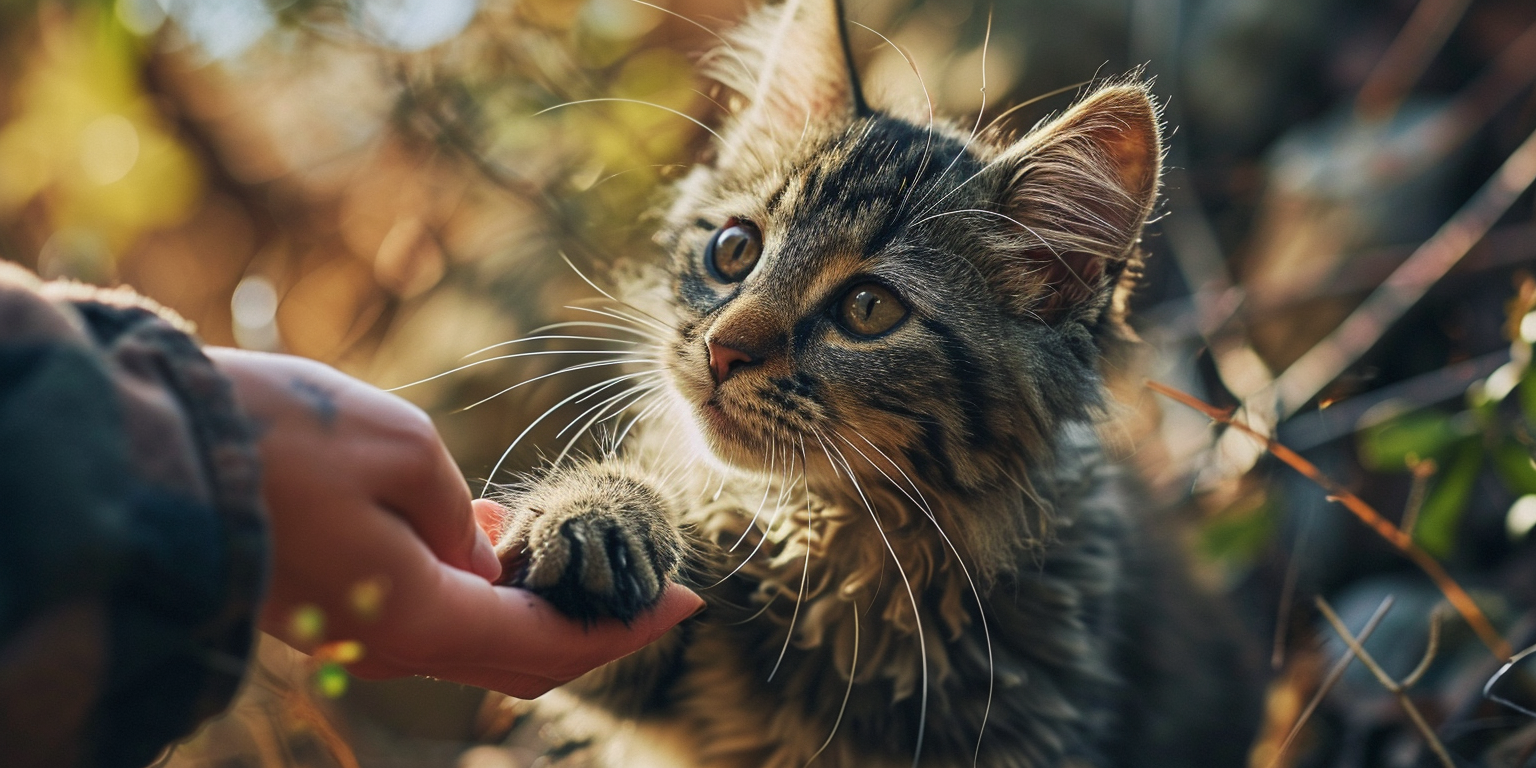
[206,348,703,698]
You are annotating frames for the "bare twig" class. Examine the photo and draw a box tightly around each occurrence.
[1355,0,1475,122]
[1272,124,1536,417]
[1264,596,1396,768]
[1315,596,1456,768]
[1149,379,1512,660]
[1402,606,1446,689]
[1400,458,1438,538]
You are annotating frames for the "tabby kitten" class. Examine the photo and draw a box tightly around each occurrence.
[492,1,1261,766]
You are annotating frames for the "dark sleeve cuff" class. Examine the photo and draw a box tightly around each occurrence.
[0,266,269,768]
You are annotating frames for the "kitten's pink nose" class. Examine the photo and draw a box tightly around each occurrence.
[707,341,756,384]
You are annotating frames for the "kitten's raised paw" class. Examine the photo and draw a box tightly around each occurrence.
[493,469,682,624]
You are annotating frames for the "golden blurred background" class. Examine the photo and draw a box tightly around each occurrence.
[4,0,1536,765]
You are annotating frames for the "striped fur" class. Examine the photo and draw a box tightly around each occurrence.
[493,1,1260,765]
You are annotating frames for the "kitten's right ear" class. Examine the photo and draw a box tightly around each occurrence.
[705,0,866,139]
[989,84,1162,324]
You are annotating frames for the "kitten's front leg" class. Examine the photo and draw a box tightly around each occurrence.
[493,464,684,624]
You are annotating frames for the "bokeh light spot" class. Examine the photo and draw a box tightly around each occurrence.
[114,0,165,36]
[316,640,366,664]
[1508,495,1536,540]
[232,275,280,351]
[160,0,275,61]
[349,576,389,621]
[79,114,140,185]
[314,662,349,698]
[355,0,479,52]
[289,604,326,644]
[78,113,142,185]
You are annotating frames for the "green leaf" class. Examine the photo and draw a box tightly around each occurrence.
[1358,410,1464,471]
[1492,441,1536,495]
[1200,502,1275,565]
[1415,438,1484,558]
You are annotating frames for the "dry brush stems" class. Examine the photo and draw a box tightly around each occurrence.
[1315,596,1454,768]
[1147,379,1512,660]
[1263,595,1396,768]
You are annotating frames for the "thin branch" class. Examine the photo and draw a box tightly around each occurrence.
[1355,0,1475,122]
[1402,606,1446,689]
[1272,123,1536,417]
[1149,379,1512,660]
[1264,595,1396,768]
[1400,457,1438,538]
[1315,596,1456,768]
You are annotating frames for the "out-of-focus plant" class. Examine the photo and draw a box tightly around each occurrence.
[1358,274,1536,558]
[0,7,199,280]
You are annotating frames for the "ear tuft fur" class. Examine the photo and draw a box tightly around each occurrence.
[990,81,1163,325]
[701,0,861,146]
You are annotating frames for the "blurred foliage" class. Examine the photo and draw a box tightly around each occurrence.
[1358,278,1536,557]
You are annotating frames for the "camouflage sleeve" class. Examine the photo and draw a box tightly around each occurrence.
[0,262,268,768]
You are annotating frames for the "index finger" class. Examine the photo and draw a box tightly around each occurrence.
[400,560,704,682]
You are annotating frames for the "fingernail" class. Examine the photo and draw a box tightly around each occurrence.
[471,528,502,581]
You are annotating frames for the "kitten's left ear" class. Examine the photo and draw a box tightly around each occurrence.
[707,0,867,136]
[991,84,1162,323]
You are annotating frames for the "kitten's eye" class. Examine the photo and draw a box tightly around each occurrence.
[706,218,763,283]
[836,283,908,337]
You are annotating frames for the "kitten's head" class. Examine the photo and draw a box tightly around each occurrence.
[653,0,1160,507]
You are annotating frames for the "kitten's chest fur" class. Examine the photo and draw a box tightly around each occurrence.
[520,425,1254,768]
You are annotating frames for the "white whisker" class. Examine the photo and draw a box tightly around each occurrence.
[459,335,638,361]
[536,99,725,143]
[559,252,677,332]
[840,432,995,766]
[457,359,656,413]
[819,431,929,768]
[768,439,814,683]
[384,349,651,392]
[480,368,662,496]
[806,598,857,767]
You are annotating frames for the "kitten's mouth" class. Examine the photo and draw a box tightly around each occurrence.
[698,397,738,432]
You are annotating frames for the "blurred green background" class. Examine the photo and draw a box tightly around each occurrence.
[4,0,1536,766]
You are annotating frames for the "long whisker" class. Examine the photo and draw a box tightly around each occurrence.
[527,320,664,341]
[623,0,756,94]
[384,349,651,392]
[840,432,995,766]
[730,440,780,552]
[554,382,662,465]
[480,369,662,496]
[851,21,934,217]
[611,390,670,453]
[706,440,797,589]
[566,305,674,338]
[912,208,1095,294]
[806,598,857,766]
[914,6,992,215]
[559,252,677,333]
[819,431,929,768]
[459,335,638,361]
[914,79,1091,221]
[457,358,655,413]
[535,99,725,143]
[768,439,814,683]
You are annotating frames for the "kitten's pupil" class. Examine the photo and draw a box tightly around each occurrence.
[837,283,907,337]
[853,290,877,320]
[707,218,762,282]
